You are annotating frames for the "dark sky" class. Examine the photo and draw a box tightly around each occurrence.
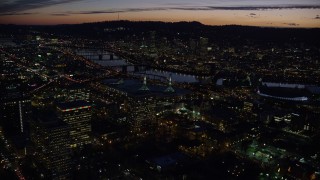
[0,0,319,27]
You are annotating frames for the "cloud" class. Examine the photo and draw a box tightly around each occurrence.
[1,1,320,16]
[283,23,299,26]
[247,13,258,18]
[208,5,320,10]
[158,5,320,11]
[58,5,320,16]
[0,12,37,16]
[0,0,82,14]
[68,8,169,15]
[51,13,69,16]
[171,5,320,11]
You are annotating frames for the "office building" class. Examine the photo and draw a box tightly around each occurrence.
[0,54,31,137]
[55,84,90,102]
[30,115,71,179]
[57,101,92,148]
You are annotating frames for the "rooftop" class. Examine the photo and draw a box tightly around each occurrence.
[36,110,68,128]
[57,100,92,111]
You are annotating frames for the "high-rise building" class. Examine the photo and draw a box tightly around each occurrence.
[0,93,31,137]
[149,31,156,53]
[199,37,208,56]
[56,101,92,148]
[0,54,31,138]
[56,84,90,102]
[30,114,71,179]
[130,98,156,134]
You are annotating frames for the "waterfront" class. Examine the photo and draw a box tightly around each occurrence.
[75,49,208,83]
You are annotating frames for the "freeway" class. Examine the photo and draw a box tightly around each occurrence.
[1,46,115,94]
[0,48,50,81]
[2,43,195,96]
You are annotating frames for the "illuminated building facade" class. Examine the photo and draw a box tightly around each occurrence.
[55,84,90,102]
[0,54,31,138]
[0,94,30,137]
[102,78,191,136]
[57,101,92,148]
[30,117,71,179]
[130,97,157,133]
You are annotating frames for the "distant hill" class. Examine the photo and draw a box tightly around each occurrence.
[1,20,319,45]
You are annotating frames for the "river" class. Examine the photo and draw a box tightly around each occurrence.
[75,49,209,83]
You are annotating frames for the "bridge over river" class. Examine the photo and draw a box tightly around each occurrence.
[74,48,209,83]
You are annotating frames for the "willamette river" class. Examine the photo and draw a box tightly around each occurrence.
[75,49,209,83]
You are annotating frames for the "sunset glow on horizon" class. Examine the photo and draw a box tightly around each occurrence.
[0,0,319,28]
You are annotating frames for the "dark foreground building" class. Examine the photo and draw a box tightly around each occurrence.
[30,114,71,179]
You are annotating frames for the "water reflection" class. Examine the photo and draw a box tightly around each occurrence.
[75,49,205,83]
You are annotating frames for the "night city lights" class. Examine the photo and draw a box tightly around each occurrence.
[0,0,320,179]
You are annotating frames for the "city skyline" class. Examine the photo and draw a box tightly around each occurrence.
[1,11,320,179]
[0,0,320,28]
